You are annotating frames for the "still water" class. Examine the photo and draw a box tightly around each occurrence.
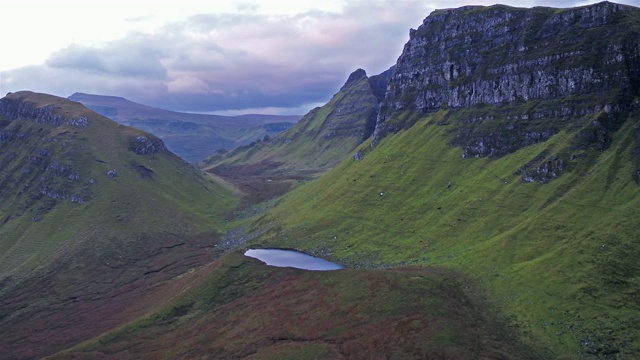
[244,248,345,271]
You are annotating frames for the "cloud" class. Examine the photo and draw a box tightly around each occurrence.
[166,74,216,95]
[1,0,637,114]
[47,36,168,80]
[46,46,108,73]
[4,0,424,113]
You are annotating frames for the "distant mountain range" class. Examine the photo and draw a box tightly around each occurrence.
[68,92,300,163]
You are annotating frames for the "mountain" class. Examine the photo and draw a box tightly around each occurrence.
[372,1,640,155]
[201,67,393,205]
[68,92,299,163]
[224,2,640,358]
[0,91,237,358]
[3,2,640,359]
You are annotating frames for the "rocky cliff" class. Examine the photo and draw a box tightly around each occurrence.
[384,2,638,111]
[0,93,90,128]
[367,1,640,184]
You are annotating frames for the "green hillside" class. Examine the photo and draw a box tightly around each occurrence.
[225,4,640,356]
[0,91,238,358]
[2,2,640,359]
[165,3,640,357]
[243,104,640,357]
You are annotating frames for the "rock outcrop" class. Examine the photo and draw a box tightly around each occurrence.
[317,68,386,143]
[0,96,90,128]
[128,135,167,155]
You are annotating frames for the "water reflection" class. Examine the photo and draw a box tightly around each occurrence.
[244,248,345,271]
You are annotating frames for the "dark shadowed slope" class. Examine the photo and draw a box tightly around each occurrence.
[52,252,542,360]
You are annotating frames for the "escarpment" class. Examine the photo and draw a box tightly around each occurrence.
[372,2,640,142]
[0,93,90,128]
[378,2,639,118]
[367,2,640,183]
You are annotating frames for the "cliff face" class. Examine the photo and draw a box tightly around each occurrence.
[0,94,90,128]
[386,2,637,110]
[373,2,640,156]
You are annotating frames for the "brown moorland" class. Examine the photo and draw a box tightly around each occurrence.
[53,252,542,359]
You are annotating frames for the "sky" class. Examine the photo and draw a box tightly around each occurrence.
[1,0,637,115]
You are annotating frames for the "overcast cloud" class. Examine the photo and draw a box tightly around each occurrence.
[0,0,637,115]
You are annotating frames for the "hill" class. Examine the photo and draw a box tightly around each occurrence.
[2,2,640,359]
[201,68,393,205]
[0,91,237,358]
[68,92,299,163]
[228,2,640,357]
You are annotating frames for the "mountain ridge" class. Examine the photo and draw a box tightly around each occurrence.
[69,92,301,125]
[69,92,300,163]
[200,67,393,205]
[229,2,640,357]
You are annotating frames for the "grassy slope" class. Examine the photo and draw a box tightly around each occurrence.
[0,92,239,358]
[54,252,540,360]
[3,4,637,358]
[0,92,236,280]
[244,106,640,357]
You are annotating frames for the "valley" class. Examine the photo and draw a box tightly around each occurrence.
[1,2,639,359]
[68,93,300,164]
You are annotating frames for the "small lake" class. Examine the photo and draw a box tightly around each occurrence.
[244,249,345,271]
